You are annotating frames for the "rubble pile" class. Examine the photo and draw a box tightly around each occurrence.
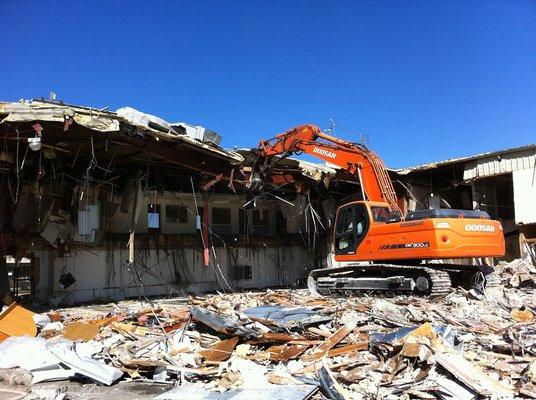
[496,257,536,289]
[0,259,535,399]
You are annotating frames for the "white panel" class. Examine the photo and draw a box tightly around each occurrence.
[76,204,100,241]
[513,168,536,224]
[464,148,536,180]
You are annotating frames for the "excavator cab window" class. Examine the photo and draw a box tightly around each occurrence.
[335,204,368,255]
[371,206,390,223]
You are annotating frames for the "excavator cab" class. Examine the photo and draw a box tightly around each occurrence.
[332,200,505,265]
[334,201,404,256]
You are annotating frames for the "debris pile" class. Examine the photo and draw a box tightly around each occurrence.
[497,256,536,288]
[0,260,535,399]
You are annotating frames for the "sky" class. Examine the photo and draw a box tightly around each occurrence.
[1,0,535,168]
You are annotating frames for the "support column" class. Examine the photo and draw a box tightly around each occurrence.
[0,165,14,305]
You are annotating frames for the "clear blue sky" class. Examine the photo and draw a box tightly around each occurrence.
[1,0,535,168]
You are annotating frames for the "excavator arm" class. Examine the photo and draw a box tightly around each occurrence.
[257,124,402,215]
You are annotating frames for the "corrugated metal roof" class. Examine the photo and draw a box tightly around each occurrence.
[463,147,536,179]
[396,144,536,175]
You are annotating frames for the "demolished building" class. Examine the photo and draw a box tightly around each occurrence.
[1,98,536,400]
[393,145,536,261]
[0,98,535,305]
[0,99,340,304]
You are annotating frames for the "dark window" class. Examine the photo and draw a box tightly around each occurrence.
[231,265,252,280]
[336,206,354,235]
[165,205,188,223]
[238,209,247,234]
[371,206,390,223]
[212,208,231,225]
[252,209,269,226]
[275,210,286,234]
[212,208,232,235]
[335,204,368,255]
[252,209,269,235]
[355,207,367,238]
[147,204,160,231]
[5,256,34,299]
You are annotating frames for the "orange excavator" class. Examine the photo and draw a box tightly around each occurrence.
[253,124,505,296]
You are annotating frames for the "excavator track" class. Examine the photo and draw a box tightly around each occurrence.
[307,263,500,297]
[442,264,502,291]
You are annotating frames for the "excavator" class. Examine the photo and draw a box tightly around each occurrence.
[251,124,505,296]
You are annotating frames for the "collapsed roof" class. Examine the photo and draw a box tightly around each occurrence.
[0,100,346,204]
[0,100,244,178]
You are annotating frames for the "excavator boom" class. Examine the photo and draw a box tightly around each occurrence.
[258,124,401,214]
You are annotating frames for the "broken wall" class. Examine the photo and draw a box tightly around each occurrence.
[108,192,302,236]
[47,245,312,303]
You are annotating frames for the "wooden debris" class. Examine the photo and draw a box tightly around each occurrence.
[199,337,239,362]
[0,303,37,340]
[63,322,100,341]
[303,321,357,361]
[326,342,368,358]
[0,262,534,399]
[434,351,513,397]
[270,344,309,361]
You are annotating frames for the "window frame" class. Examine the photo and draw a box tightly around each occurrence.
[211,207,232,235]
[165,204,188,224]
[334,204,369,255]
[147,204,161,234]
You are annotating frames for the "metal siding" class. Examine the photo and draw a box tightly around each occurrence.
[463,149,536,180]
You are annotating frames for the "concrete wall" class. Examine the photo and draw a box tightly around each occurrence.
[28,190,320,305]
[47,245,313,304]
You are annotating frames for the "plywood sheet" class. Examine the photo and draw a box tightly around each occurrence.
[0,303,37,339]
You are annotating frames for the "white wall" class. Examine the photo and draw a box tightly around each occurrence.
[34,190,319,304]
[513,168,536,225]
[464,147,536,180]
[50,245,313,304]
